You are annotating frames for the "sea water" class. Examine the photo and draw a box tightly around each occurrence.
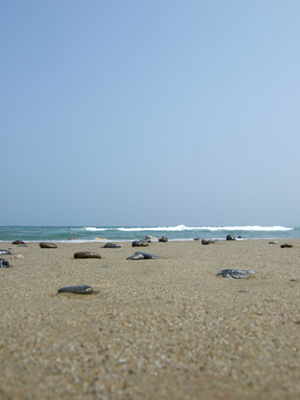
[0,225,298,242]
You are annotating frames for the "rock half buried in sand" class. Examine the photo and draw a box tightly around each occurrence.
[216,269,257,279]
[158,236,168,242]
[39,242,57,249]
[74,252,101,259]
[12,240,25,245]
[145,235,158,241]
[226,235,236,241]
[127,251,158,260]
[202,239,215,245]
[103,242,121,248]
[0,249,12,255]
[132,240,149,247]
[57,285,94,294]
[280,243,293,248]
[0,258,10,268]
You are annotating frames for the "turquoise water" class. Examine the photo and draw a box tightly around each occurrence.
[0,225,298,242]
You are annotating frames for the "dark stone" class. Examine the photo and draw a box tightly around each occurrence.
[132,240,149,247]
[280,243,293,248]
[226,235,236,241]
[0,258,10,268]
[0,249,12,255]
[158,236,168,242]
[216,269,256,279]
[127,251,159,260]
[12,240,25,245]
[202,239,215,245]
[39,242,57,249]
[57,285,94,294]
[74,252,101,259]
[103,243,121,248]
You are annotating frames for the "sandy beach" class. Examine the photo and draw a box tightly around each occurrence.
[1,239,300,399]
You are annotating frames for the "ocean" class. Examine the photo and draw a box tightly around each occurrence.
[0,225,298,243]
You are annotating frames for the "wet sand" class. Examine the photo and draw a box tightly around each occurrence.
[1,239,300,399]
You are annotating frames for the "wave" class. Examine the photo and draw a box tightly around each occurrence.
[83,225,294,232]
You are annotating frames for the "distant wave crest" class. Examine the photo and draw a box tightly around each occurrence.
[83,225,293,232]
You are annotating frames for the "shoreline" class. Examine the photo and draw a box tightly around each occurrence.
[1,239,300,399]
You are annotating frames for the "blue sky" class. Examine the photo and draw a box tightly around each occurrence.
[1,0,299,226]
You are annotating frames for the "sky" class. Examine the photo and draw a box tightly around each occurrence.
[1,0,300,227]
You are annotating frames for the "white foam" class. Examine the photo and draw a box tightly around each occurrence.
[83,225,293,232]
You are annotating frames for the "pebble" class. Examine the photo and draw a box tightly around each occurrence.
[74,252,101,259]
[39,242,57,249]
[226,235,236,241]
[158,236,168,242]
[127,252,159,260]
[216,269,257,279]
[103,243,121,248]
[202,239,215,245]
[57,285,94,294]
[132,240,149,247]
[0,249,12,255]
[0,258,10,268]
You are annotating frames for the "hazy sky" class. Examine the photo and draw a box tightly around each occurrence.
[1,1,299,227]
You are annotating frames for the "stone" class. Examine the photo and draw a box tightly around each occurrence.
[158,236,168,242]
[0,249,12,255]
[132,240,149,247]
[39,242,57,249]
[226,235,236,241]
[127,251,159,260]
[57,285,94,294]
[202,239,215,245]
[103,243,122,248]
[0,258,10,268]
[74,252,101,259]
[145,235,158,241]
[216,269,257,279]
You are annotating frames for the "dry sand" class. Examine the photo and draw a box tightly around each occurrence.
[1,239,300,399]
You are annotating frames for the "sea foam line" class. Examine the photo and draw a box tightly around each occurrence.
[83,225,293,232]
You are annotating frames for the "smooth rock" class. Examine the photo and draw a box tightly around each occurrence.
[202,239,215,245]
[74,252,101,259]
[0,249,12,255]
[280,243,293,248]
[216,269,257,279]
[132,240,149,247]
[0,258,10,268]
[145,235,158,241]
[226,235,236,241]
[103,243,122,248]
[127,251,159,260]
[39,242,57,249]
[158,236,168,242]
[57,285,94,294]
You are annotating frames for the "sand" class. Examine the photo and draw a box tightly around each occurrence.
[0,239,300,399]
